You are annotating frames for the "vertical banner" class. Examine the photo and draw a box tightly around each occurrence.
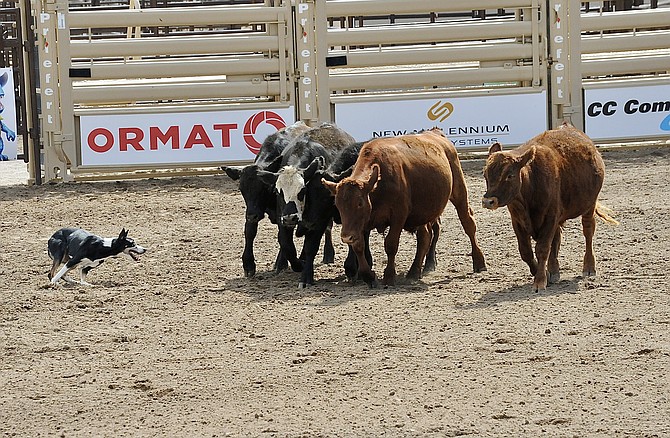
[0,68,18,160]
[549,2,568,105]
[295,0,318,123]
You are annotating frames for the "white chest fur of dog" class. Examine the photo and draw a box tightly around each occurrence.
[48,227,146,286]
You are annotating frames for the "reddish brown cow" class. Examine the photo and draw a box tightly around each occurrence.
[323,128,487,287]
[482,122,617,291]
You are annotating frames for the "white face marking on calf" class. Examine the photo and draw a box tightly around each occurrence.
[275,165,305,220]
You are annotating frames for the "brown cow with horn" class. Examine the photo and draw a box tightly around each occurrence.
[322,128,487,288]
[482,122,617,291]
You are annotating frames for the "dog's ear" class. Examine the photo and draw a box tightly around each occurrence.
[119,228,128,239]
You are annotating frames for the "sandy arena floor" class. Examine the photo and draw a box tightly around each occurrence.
[0,147,669,437]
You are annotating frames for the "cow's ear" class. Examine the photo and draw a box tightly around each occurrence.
[322,178,338,196]
[518,146,536,167]
[364,163,381,193]
[257,169,279,187]
[221,165,243,181]
[488,143,503,155]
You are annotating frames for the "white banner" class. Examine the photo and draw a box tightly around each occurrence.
[79,107,295,167]
[334,91,547,148]
[585,84,670,140]
[0,68,18,161]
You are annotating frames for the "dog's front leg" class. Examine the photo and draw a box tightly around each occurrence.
[51,263,75,284]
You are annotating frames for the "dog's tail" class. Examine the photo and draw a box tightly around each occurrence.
[595,202,619,225]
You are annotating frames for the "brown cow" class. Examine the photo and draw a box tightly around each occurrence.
[482,122,617,291]
[322,128,487,287]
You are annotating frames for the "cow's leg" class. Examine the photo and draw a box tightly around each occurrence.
[407,223,432,280]
[277,225,303,273]
[451,190,486,272]
[346,230,373,282]
[382,226,403,286]
[547,224,563,284]
[243,220,260,277]
[322,221,335,264]
[353,236,377,288]
[512,219,538,276]
[423,220,440,273]
[582,208,597,277]
[298,229,325,289]
[533,229,555,291]
[344,244,358,281]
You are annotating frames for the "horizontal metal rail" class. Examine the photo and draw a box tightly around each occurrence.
[327,21,532,47]
[72,79,284,104]
[328,65,533,91]
[582,31,670,54]
[581,9,670,32]
[582,54,670,77]
[70,56,279,79]
[325,0,534,16]
[330,43,533,68]
[70,34,279,58]
[68,5,285,28]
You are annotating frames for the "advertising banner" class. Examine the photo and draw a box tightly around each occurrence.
[79,107,295,167]
[0,68,18,161]
[585,84,670,141]
[334,91,547,148]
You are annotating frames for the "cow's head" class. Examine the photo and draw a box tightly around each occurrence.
[222,164,277,223]
[482,142,535,210]
[260,157,324,227]
[298,163,354,236]
[322,163,380,251]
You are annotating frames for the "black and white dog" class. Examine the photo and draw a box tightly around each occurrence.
[48,228,146,286]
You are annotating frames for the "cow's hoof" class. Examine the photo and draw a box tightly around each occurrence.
[548,271,560,284]
[244,269,256,278]
[474,264,487,273]
[582,270,596,278]
[533,281,547,292]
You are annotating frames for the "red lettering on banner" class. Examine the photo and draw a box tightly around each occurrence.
[86,123,249,152]
[88,128,114,153]
[120,127,145,151]
[184,124,213,149]
[150,126,180,150]
[213,123,237,147]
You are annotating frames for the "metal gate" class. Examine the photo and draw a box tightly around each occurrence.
[22,0,670,183]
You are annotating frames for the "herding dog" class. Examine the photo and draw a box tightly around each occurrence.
[48,228,146,285]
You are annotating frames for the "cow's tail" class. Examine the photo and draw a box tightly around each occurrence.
[595,202,619,225]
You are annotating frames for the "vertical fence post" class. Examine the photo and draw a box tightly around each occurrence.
[294,0,319,126]
[34,0,71,181]
[313,0,330,123]
[566,0,583,130]
[548,0,583,129]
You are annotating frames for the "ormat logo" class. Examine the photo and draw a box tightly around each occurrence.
[243,111,287,154]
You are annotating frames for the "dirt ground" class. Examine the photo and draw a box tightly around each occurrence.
[1,146,669,437]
